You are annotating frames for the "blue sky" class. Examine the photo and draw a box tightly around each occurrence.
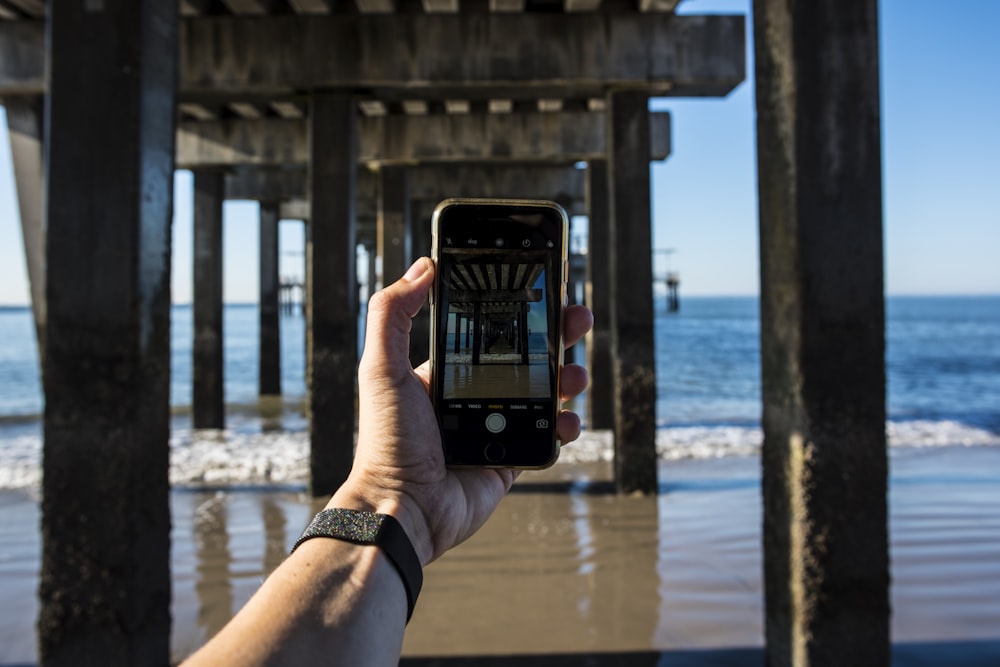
[1,0,998,305]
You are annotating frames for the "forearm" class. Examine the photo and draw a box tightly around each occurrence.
[182,537,408,666]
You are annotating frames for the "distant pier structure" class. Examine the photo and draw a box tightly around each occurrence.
[279,277,305,316]
[2,2,890,666]
[666,272,681,312]
[654,248,680,312]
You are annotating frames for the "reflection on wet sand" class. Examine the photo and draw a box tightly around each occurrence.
[4,448,997,665]
[261,495,287,574]
[164,451,1000,664]
[193,494,232,641]
[403,476,661,656]
[443,360,550,398]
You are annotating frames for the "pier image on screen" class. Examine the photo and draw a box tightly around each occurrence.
[439,249,553,399]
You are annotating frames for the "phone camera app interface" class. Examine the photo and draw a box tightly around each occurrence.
[435,206,563,464]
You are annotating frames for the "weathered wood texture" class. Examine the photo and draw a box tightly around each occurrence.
[754,1,889,666]
[606,90,658,494]
[39,2,176,664]
[192,169,226,429]
[308,94,358,497]
[259,200,281,396]
[175,111,671,167]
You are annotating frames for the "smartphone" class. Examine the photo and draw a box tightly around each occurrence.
[430,198,569,468]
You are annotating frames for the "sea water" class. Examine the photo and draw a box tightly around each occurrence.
[1,297,998,487]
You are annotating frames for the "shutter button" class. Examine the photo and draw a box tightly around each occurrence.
[485,413,506,433]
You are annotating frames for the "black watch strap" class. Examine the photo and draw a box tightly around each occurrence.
[291,508,423,622]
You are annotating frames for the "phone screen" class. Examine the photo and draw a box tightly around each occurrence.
[431,199,568,468]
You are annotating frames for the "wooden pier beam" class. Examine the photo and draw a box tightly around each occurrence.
[259,200,281,396]
[377,165,410,289]
[307,93,358,497]
[39,1,177,663]
[585,159,614,431]
[753,1,889,665]
[607,90,657,495]
[192,169,226,429]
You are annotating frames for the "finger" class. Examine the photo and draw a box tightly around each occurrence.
[413,360,431,391]
[559,363,589,402]
[563,305,594,350]
[360,258,435,378]
[556,410,582,445]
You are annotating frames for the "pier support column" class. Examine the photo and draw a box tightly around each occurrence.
[193,169,225,429]
[753,1,889,666]
[5,96,46,366]
[40,2,177,664]
[607,90,658,494]
[377,164,410,288]
[585,159,614,430]
[308,93,358,497]
[409,200,431,367]
[259,200,281,396]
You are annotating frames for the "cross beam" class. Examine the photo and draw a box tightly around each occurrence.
[177,111,670,167]
[0,14,745,97]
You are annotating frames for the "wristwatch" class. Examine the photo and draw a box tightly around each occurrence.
[291,508,423,622]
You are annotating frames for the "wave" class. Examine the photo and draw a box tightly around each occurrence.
[1,418,998,491]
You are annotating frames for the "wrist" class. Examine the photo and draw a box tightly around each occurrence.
[327,482,435,567]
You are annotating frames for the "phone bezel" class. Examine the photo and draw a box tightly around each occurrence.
[430,198,569,469]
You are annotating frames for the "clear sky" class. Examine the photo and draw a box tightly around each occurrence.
[1,0,998,305]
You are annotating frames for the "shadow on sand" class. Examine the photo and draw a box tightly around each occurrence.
[400,640,1000,667]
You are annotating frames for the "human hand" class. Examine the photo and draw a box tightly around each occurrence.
[328,257,593,566]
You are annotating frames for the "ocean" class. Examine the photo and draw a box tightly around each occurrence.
[1,296,998,488]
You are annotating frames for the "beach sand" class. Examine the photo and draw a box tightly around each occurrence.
[1,444,999,665]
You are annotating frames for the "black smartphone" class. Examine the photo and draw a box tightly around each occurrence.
[430,198,568,468]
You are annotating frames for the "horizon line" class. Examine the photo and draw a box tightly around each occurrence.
[3,292,1000,309]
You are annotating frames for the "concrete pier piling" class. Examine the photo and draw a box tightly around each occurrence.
[39,1,177,663]
[307,94,359,497]
[607,90,658,495]
[259,200,282,397]
[377,165,411,289]
[192,169,226,430]
[585,159,614,431]
[753,1,890,665]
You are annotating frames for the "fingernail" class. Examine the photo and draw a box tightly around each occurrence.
[403,258,430,282]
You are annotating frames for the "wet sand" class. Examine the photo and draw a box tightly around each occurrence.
[1,445,999,665]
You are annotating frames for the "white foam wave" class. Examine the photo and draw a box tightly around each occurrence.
[1,420,998,490]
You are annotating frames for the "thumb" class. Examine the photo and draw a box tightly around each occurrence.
[361,258,435,375]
